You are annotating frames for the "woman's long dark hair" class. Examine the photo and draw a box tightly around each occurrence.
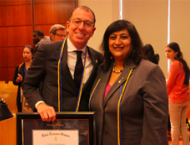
[100,20,144,70]
[166,42,190,85]
[143,44,159,64]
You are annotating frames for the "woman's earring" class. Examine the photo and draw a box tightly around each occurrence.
[110,55,113,59]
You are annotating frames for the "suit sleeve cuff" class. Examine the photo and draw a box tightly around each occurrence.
[35,101,45,109]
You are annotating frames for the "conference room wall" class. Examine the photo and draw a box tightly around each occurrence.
[80,0,190,78]
[0,0,77,82]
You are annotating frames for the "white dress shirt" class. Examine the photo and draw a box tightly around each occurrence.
[67,38,93,84]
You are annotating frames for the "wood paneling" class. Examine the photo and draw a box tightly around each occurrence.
[9,67,17,82]
[35,2,73,25]
[0,81,17,113]
[35,0,76,4]
[0,81,18,144]
[7,26,33,46]
[0,5,6,26]
[0,27,8,47]
[0,5,32,26]
[56,2,74,22]
[0,68,8,81]
[0,0,31,6]
[0,116,16,145]
[0,0,77,81]
[8,47,23,66]
[0,26,33,47]
[0,48,8,67]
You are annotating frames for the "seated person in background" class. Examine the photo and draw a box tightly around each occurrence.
[143,43,159,64]
[32,30,51,53]
[13,45,34,112]
[49,24,66,42]
[89,20,168,145]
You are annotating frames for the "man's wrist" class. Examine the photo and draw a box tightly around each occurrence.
[35,101,45,109]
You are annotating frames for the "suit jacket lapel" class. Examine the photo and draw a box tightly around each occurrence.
[103,61,136,108]
[94,67,111,111]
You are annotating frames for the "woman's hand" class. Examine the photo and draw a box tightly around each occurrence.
[16,73,23,83]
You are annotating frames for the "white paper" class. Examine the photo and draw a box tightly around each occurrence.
[33,130,79,145]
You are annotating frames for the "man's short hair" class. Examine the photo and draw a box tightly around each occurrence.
[69,6,96,25]
[49,24,66,36]
[34,30,44,37]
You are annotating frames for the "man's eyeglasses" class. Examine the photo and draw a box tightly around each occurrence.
[54,34,65,37]
[70,18,94,28]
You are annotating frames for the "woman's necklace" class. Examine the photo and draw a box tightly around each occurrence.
[112,62,123,74]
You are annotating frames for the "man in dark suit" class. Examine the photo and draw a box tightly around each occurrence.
[23,6,102,122]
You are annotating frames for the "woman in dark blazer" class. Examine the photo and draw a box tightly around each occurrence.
[13,45,33,112]
[89,20,168,145]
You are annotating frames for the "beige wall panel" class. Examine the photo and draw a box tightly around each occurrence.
[170,0,190,69]
[78,0,119,51]
[123,0,168,77]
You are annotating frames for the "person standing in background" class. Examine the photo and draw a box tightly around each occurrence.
[143,43,159,64]
[13,45,34,112]
[49,24,66,42]
[32,30,51,53]
[166,42,190,145]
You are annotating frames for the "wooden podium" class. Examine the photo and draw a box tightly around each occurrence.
[0,81,17,145]
[0,115,16,145]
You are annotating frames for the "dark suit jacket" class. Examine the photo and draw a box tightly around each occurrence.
[13,62,25,112]
[90,59,168,145]
[23,40,103,111]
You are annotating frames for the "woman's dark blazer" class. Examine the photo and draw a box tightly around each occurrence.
[90,59,168,145]
[13,62,25,112]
